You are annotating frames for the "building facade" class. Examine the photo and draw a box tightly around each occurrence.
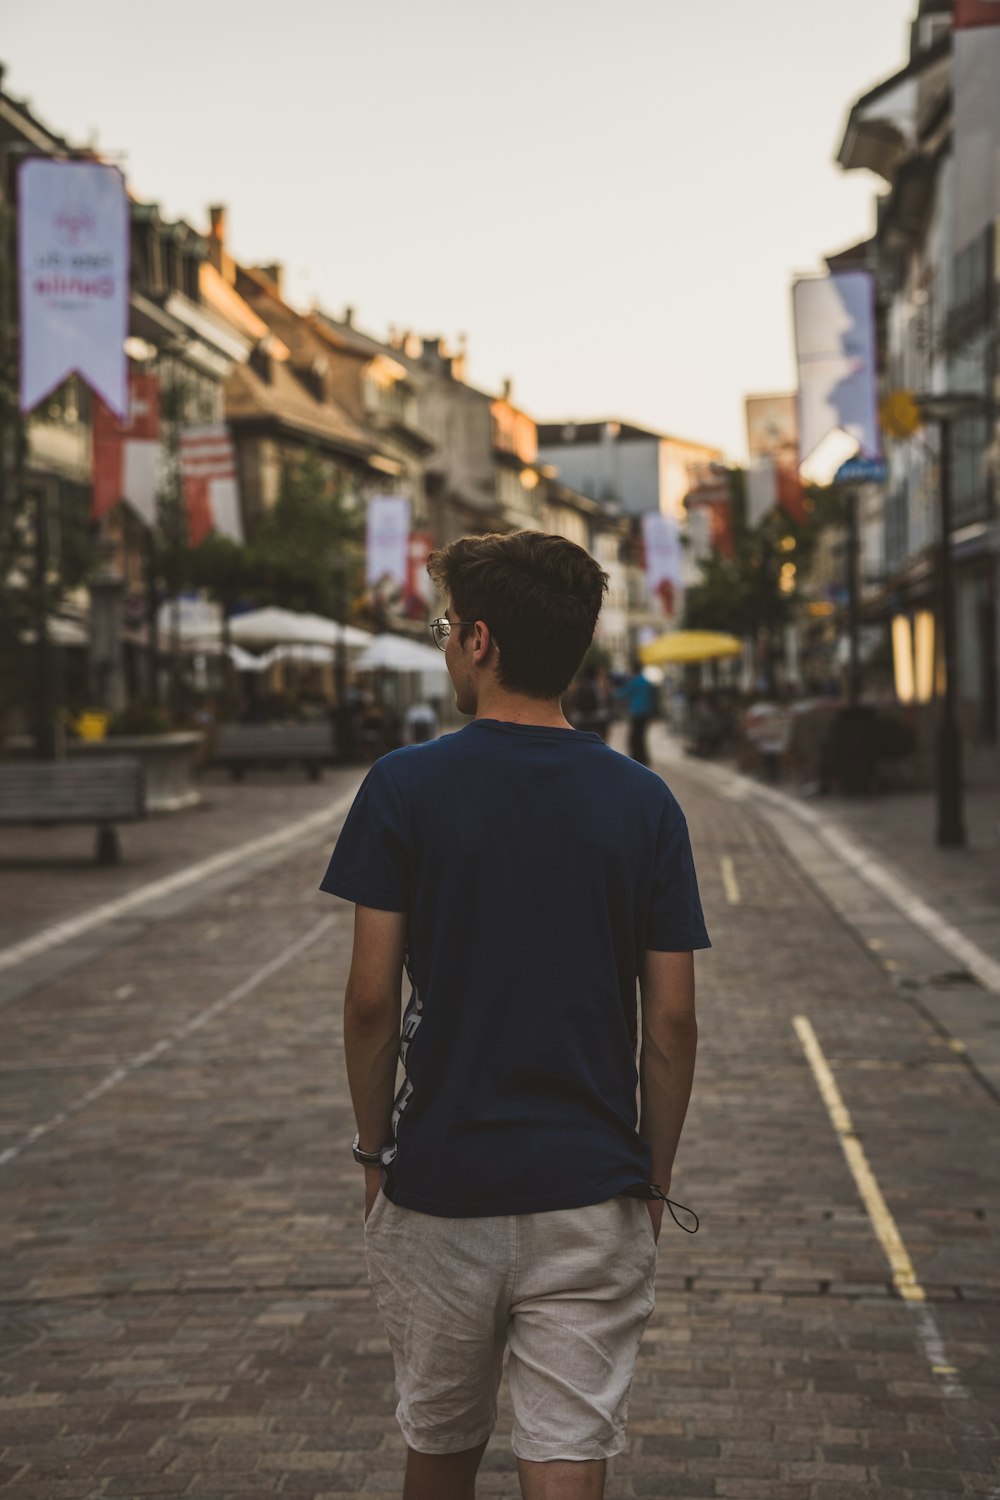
[838,0,999,741]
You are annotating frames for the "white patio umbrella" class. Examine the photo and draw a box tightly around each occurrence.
[354,634,450,674]
[228,606,370,650]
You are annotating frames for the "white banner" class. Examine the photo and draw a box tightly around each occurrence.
[19,159,129,419]
[366,494,411,588]
[641,511,682,617]
[122,440,160,529]
[792,272,881,472]
[747,455,776,528]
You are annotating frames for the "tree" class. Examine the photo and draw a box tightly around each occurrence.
[183,447,364,620]
[683,470,828,692]
[242,448,364,618]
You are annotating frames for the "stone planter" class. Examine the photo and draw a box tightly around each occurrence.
[69,732,204,812]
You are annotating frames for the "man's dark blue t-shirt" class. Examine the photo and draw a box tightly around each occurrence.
[320,718,710,1217]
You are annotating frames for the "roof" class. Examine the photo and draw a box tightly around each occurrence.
[200,262,278,347]
[536,418,723,456]
[0,84,74,157]
[225,353,379,459]
[837,33,951,181]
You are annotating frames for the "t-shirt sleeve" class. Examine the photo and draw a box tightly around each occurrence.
[645,797,711,952]
[319,760,411,912]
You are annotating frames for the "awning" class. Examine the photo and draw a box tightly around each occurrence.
[353,634,450,673]
[640,631,743,666]
[228,606,371,649]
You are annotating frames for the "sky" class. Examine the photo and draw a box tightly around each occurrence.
[5,0,916,462]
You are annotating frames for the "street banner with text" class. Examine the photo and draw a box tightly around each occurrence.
[179,425,243,545]
[366,494,411,589]
[792,272,882,478]
[19,159,129,419]
[641,511,682,618]
[954,0,1000,255]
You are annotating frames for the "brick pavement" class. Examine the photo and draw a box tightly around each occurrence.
[0,747,998,1497]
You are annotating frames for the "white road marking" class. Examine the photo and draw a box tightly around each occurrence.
[0,791,355,978]
[0,914,333,1171]
[793,1014,968,1398]
[720,855,741,904]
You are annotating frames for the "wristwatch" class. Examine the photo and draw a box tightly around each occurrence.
[352,1133,384,1167]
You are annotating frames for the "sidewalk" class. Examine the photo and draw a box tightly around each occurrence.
[648,727,1000,1095]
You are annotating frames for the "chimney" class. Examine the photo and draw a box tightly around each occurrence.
[207,203,226,272]
[256,263,283,295]
[501,377,513,402]
[344,305,355,328]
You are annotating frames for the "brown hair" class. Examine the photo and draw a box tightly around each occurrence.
[426,531,608,698]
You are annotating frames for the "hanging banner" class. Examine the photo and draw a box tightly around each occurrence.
[19,159,129,419]
[641,511,682,618]
[366,494,411,589]
[92,370,160,525]
[685,465,734,559]
[179,425,243,544]
[792,272,882,481]
[954,0,1000,255]
[745,393,805,522]
[405,531,436,618]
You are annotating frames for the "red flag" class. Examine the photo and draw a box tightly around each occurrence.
[91,371,160,522]
[404,530,436,617]
[709,502,734,558]
[92,395,124,521]
[954,0,1000,26]
[185,477,214,547]
[776,457,807,524]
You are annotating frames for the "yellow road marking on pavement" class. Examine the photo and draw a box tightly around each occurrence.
[792,1016,970,1399]
[792,1015,924,1303]
[720,856,741,904]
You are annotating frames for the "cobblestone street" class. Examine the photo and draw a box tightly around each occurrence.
[1,742,998,1499]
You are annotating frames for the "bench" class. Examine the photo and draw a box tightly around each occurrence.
[0,760,146,864]
[211,723,336,781]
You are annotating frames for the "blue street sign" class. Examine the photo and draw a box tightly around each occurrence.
[834,456,888,484]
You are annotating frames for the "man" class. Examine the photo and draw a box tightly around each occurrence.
[321,532,709,1500]
[618,658,658,765]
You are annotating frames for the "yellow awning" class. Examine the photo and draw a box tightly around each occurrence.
[640,630,743,666]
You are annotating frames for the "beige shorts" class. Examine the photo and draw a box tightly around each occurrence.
[364,1193,657,1462]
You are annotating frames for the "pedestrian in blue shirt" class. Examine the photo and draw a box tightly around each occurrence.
[321,531,709,1500]
[619,660,658,765]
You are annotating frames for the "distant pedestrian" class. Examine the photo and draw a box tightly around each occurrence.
[321,531,709,1500]
[404,700,438,744]
[619,659,658,765]
[569,661,612,740]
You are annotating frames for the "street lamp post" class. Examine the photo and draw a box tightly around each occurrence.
[914,392,989,849]
[845,488,862,708]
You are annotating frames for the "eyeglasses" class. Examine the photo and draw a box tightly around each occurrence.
[429,617,477,650]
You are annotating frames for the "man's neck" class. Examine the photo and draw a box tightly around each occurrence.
[473,685,572,730]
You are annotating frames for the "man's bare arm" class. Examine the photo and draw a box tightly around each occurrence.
[638,949,698,1230]
[343,905,407,1211]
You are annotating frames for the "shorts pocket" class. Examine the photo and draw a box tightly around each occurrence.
[364,1187,388,1237]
